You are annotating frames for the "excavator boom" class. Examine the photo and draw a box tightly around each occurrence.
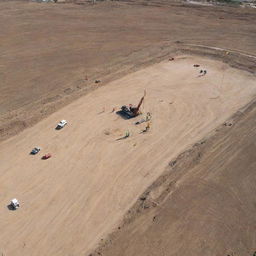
[134,90,146,114]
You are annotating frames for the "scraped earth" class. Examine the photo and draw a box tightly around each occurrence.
[0,56,255,256]
[96,93,256,256]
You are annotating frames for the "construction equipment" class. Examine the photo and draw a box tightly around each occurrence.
[117,91,146,119]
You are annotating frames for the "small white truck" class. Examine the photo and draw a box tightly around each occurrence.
[56,120,67,130]
[10,198,20,210]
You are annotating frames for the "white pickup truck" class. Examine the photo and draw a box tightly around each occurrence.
[56,120,67,130]
[10,198,20,210]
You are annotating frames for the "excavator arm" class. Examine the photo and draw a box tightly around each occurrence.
[134,90,146,115]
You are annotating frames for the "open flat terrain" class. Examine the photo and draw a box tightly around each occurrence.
[0,55,255,256]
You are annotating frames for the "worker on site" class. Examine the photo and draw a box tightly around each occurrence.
[125,131,130,138]
[146,112,151,121]
[142,122,151,133]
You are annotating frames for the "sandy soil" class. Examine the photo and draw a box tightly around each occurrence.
[0,56,255,256]
[1,0,256,141]
[97,98,256,256]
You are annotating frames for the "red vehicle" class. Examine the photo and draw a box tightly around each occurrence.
[42,153,52,160]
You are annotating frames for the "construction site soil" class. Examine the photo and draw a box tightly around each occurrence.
[1,0,256,141]
[0,1,256,256]
[94,95,256,256]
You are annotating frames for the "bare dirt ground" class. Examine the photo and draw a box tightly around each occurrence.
[0,55,255,256]
[96,98,256,256]
[1,1,256,256]
[0,0,256,141]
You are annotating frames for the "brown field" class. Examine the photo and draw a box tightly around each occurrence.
[0,1,256,256]
[1,55,255,255]
[0,0,256,141]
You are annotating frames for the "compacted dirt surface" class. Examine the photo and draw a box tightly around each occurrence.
[0,55,255,256]
[95,96,256,256]
[0,0,256,141]
[0,1,256,256]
